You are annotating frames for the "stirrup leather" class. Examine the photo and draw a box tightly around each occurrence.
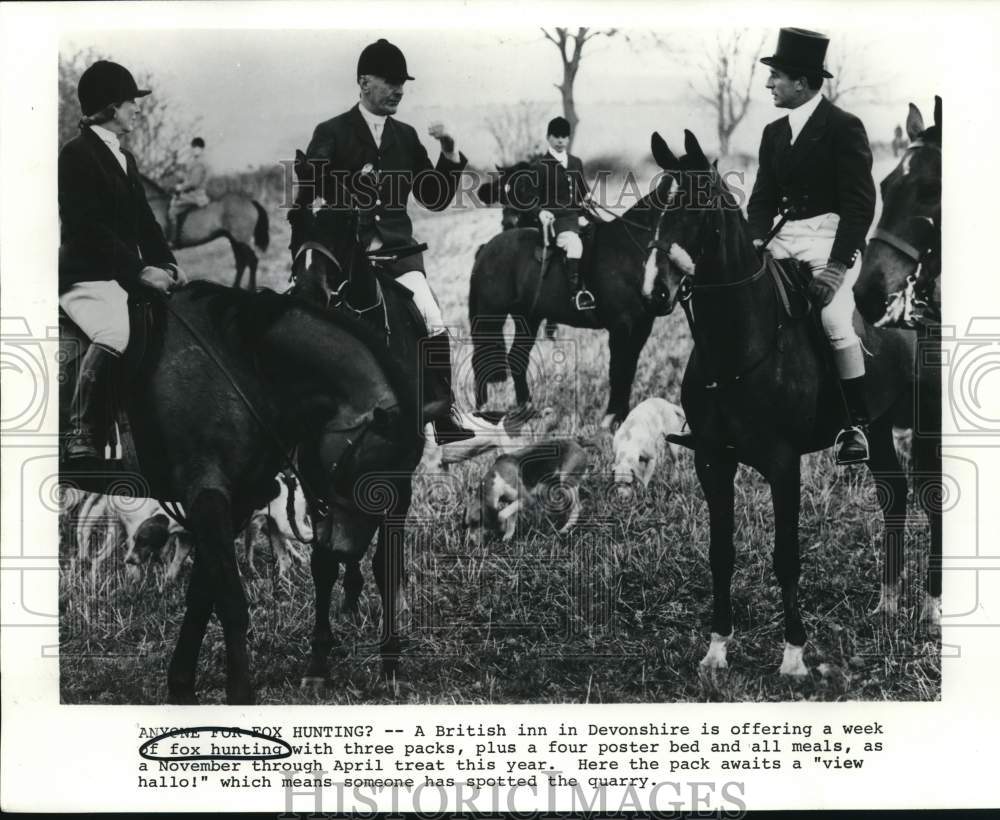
[834,425,870,465]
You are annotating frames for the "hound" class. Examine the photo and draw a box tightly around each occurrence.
[464,438,591,542]
[612,398,687,492]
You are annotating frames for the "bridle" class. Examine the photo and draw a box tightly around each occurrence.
[649,172,786,388]
[868,139,942,328]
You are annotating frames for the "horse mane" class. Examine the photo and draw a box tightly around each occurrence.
[182,282,418,426]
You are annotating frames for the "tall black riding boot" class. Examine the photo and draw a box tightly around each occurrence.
[425,332,475,444]
[566,258,595,311]
[834,376,871,465]
[65,343,119,464]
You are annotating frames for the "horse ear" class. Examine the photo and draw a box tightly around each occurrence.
[934,95,942,132]
[906,104,925,142]
[295,148,307,162]
[683,130,708,167]
[650,132,678,171]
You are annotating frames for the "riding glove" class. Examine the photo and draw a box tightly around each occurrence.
[808,260,848,307]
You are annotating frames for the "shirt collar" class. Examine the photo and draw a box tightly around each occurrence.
[358,103,388,130]
[787,93,823,143]
[548,147,568,166]
[89,124,122,147]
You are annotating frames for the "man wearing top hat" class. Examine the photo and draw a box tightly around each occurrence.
[299,38,474,443]
[747,27,877,465]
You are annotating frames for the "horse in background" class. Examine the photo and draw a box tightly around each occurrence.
[855,97,942,628]
[141,175,270,291]
[476,161,559,341]
[469,150,682,429]
[646,129,921,678]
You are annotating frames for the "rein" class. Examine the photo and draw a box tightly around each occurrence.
[662,184,786,389]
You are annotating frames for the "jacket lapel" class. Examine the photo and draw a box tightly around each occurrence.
[349,103,380,156]
[83,127,129,181]
[783,96,831,178]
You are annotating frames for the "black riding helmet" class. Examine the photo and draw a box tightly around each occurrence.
[78,60,150,116]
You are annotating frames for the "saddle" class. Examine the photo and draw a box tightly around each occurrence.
[531,221,597,287]
[763,253,883,360]
[59,296,164,468]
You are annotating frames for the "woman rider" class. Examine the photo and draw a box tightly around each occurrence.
[59,60,187,465]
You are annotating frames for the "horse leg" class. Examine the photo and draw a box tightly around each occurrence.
[178,487,252,704]
[767,448,808,677]
[913,431,942,633]
[373,513,406,680]
[509,317,541,409]
[867,419,909,620]
[340,560,364,620]
[302,547,339,688]
[603,319,653,429]
[167,544,213,704]
[230,239,247,289]
[695,450,738,672]
[244,245,259,292]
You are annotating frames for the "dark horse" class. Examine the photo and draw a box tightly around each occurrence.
[475,161,562,341]
[141,175,270,291]
[647,130,920,676]
[469,155,681,428]
[286,149,448,688]
[855,97,942,629]
[60,283,423,703]
[476,160,541,231]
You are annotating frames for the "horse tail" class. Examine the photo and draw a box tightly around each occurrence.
[252,201,270,251]
[469,258,509,386]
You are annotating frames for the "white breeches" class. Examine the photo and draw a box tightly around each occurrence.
[555,230,583,259]
[396,270,445,335]
[58,280,130,353]
[768,212,861,351]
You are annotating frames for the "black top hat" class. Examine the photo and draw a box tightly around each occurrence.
[357,39,415,84]
[760,28,833,79]
[78,60,151,116]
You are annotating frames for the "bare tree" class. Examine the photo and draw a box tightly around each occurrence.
[540,27,618,150]
[484,101,550,166]
[689,29,766,157]
[824,39,883,106]
[58,47,201,183]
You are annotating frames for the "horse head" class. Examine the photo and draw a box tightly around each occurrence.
[856,97,942,328]
[477,160,538,231]
[307,403,424,561]
[288,149,365,309]
[642,130,746,310]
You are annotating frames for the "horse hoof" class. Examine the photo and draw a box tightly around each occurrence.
[699,632,732,671]
[778,643,809,678]
[872,583,900,618]
[921,595,942,636]
[300,675,327,691]
[381,660,399,682]
[167,689,199,706]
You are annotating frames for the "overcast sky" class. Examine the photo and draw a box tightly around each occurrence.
[64,25,943,171]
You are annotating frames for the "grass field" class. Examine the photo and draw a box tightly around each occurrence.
[59,156,940,704]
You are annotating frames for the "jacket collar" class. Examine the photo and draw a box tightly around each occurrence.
[82,126,130,179]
